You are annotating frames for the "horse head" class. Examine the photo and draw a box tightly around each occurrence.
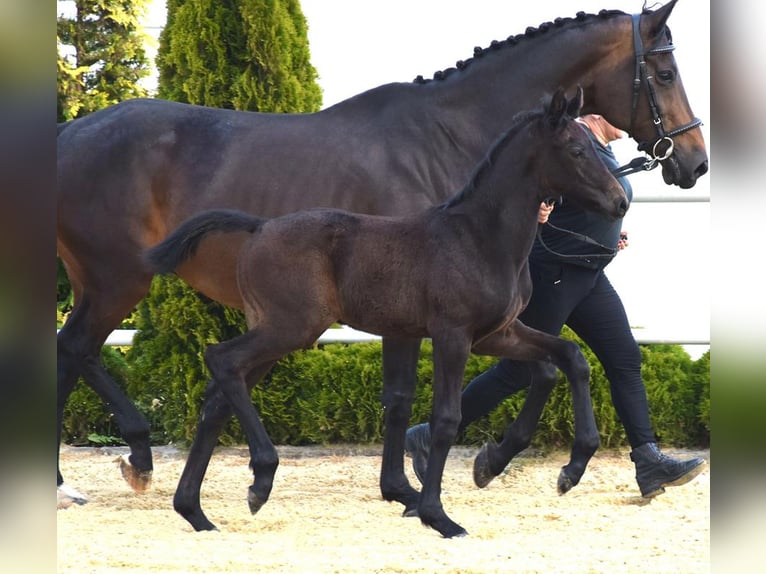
[538,87,628,220]
[586,0,708,188]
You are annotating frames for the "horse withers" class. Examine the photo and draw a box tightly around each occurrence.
[145,88,628,538]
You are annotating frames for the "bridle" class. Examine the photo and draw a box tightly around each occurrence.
[611,12,703,178]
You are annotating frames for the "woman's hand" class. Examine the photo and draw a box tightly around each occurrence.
[617,231,629,251]
[538,202,554,224]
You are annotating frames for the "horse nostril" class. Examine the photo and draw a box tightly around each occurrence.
[618,198,629,216]
[695,160,709,178]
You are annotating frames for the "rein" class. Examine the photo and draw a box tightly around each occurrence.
[535,222,617,261]
[610,12,703,178]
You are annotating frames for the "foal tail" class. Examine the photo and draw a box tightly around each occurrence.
[144,209,265,275]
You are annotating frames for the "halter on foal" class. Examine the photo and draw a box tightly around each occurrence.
[146,88,628,538]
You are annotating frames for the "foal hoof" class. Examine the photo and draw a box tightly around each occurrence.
[557,467,577,495]
[116,454,153,493]
[473,444,498,489]
[248,489,269,515]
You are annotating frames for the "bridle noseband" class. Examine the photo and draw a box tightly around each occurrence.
[612,13,703,178]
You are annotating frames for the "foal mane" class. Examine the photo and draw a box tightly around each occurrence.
[412,9,626,84]
[442,108,541,209]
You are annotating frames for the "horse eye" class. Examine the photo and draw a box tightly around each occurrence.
[657,70,675,84]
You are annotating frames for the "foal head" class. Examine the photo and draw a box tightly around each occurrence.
[533,87,628,219]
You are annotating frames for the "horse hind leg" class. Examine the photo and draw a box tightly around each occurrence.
[202,329,290,520]
[57,285,154,496]
[174,362,276,532]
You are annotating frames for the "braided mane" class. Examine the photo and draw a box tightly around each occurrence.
[413,9,626,84]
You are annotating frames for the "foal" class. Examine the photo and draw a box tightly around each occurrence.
[145,88,628,538]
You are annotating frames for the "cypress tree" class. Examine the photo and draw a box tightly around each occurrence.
[129,0,322,444]
[57,0,151,121]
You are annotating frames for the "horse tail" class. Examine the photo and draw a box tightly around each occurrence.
[144,209,265,275]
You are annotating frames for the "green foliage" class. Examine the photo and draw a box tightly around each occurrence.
[157,0,322,112]
[57,0,151,121]
[115,330,709,449]
[640,344,708,446]
[126,0,325,447]
[125,275,247,445]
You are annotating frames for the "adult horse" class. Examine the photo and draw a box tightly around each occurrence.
[145,89,628,537]
[57,1,707,505]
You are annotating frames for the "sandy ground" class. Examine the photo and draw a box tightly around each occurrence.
[57,444,709,573]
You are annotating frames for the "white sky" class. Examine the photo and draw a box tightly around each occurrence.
[70,0,712,354]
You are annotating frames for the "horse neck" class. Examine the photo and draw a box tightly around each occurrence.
[427,15,627,144]
[449,137,543,259]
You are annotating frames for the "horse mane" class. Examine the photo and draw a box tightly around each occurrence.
[413,9,626,84]
[441,108,540,209]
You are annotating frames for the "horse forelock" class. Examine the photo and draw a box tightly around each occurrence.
[412,9,626,85]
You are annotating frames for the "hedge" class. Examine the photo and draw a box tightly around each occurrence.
[61,329,710,450]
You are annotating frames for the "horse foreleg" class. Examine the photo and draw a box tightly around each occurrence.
[472,321,599,494]
[379,337,422,517]
[417,331,470,538]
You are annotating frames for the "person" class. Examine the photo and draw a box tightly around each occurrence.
[405,114,705,498]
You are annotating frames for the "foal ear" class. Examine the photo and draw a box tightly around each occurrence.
[566,86,584,118]
[547,88,567,126]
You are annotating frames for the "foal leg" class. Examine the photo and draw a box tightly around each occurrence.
[379,337,422,517]
[472,361,558,488]
[417,331,471,538]
[202,326,306,522]
[473,320,599,493]
[174,364,275,531]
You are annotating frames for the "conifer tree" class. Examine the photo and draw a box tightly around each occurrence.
[129,0,323,444]
[57,0,151,121]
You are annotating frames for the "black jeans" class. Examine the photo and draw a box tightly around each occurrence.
[460,259,655,448]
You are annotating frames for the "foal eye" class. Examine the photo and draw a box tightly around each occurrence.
[657,69,675,84]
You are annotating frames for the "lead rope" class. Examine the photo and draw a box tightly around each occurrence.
[535,222,617,261]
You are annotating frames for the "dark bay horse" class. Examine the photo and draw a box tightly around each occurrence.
[57,1,707,504]
[145,89,628,537]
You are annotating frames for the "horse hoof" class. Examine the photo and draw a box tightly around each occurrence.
[402,506,419,518]
[248,489,268,515]
[473,444,498,488]
[116,454,153,493]
[57,483,89,509]
[441,524,468,539]
[557,467,577,495]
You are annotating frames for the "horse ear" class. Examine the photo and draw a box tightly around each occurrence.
[547,88,567,125]
[566,86,584,118]
[644,0,677,38]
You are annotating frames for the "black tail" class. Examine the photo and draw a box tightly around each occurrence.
[144,209,265,275]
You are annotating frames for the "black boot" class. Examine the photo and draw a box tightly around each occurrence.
[404,423,430,485]
[630,442,705,498]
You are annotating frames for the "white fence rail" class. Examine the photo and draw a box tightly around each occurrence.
[69,193,710,350]
[101,326,709,347]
